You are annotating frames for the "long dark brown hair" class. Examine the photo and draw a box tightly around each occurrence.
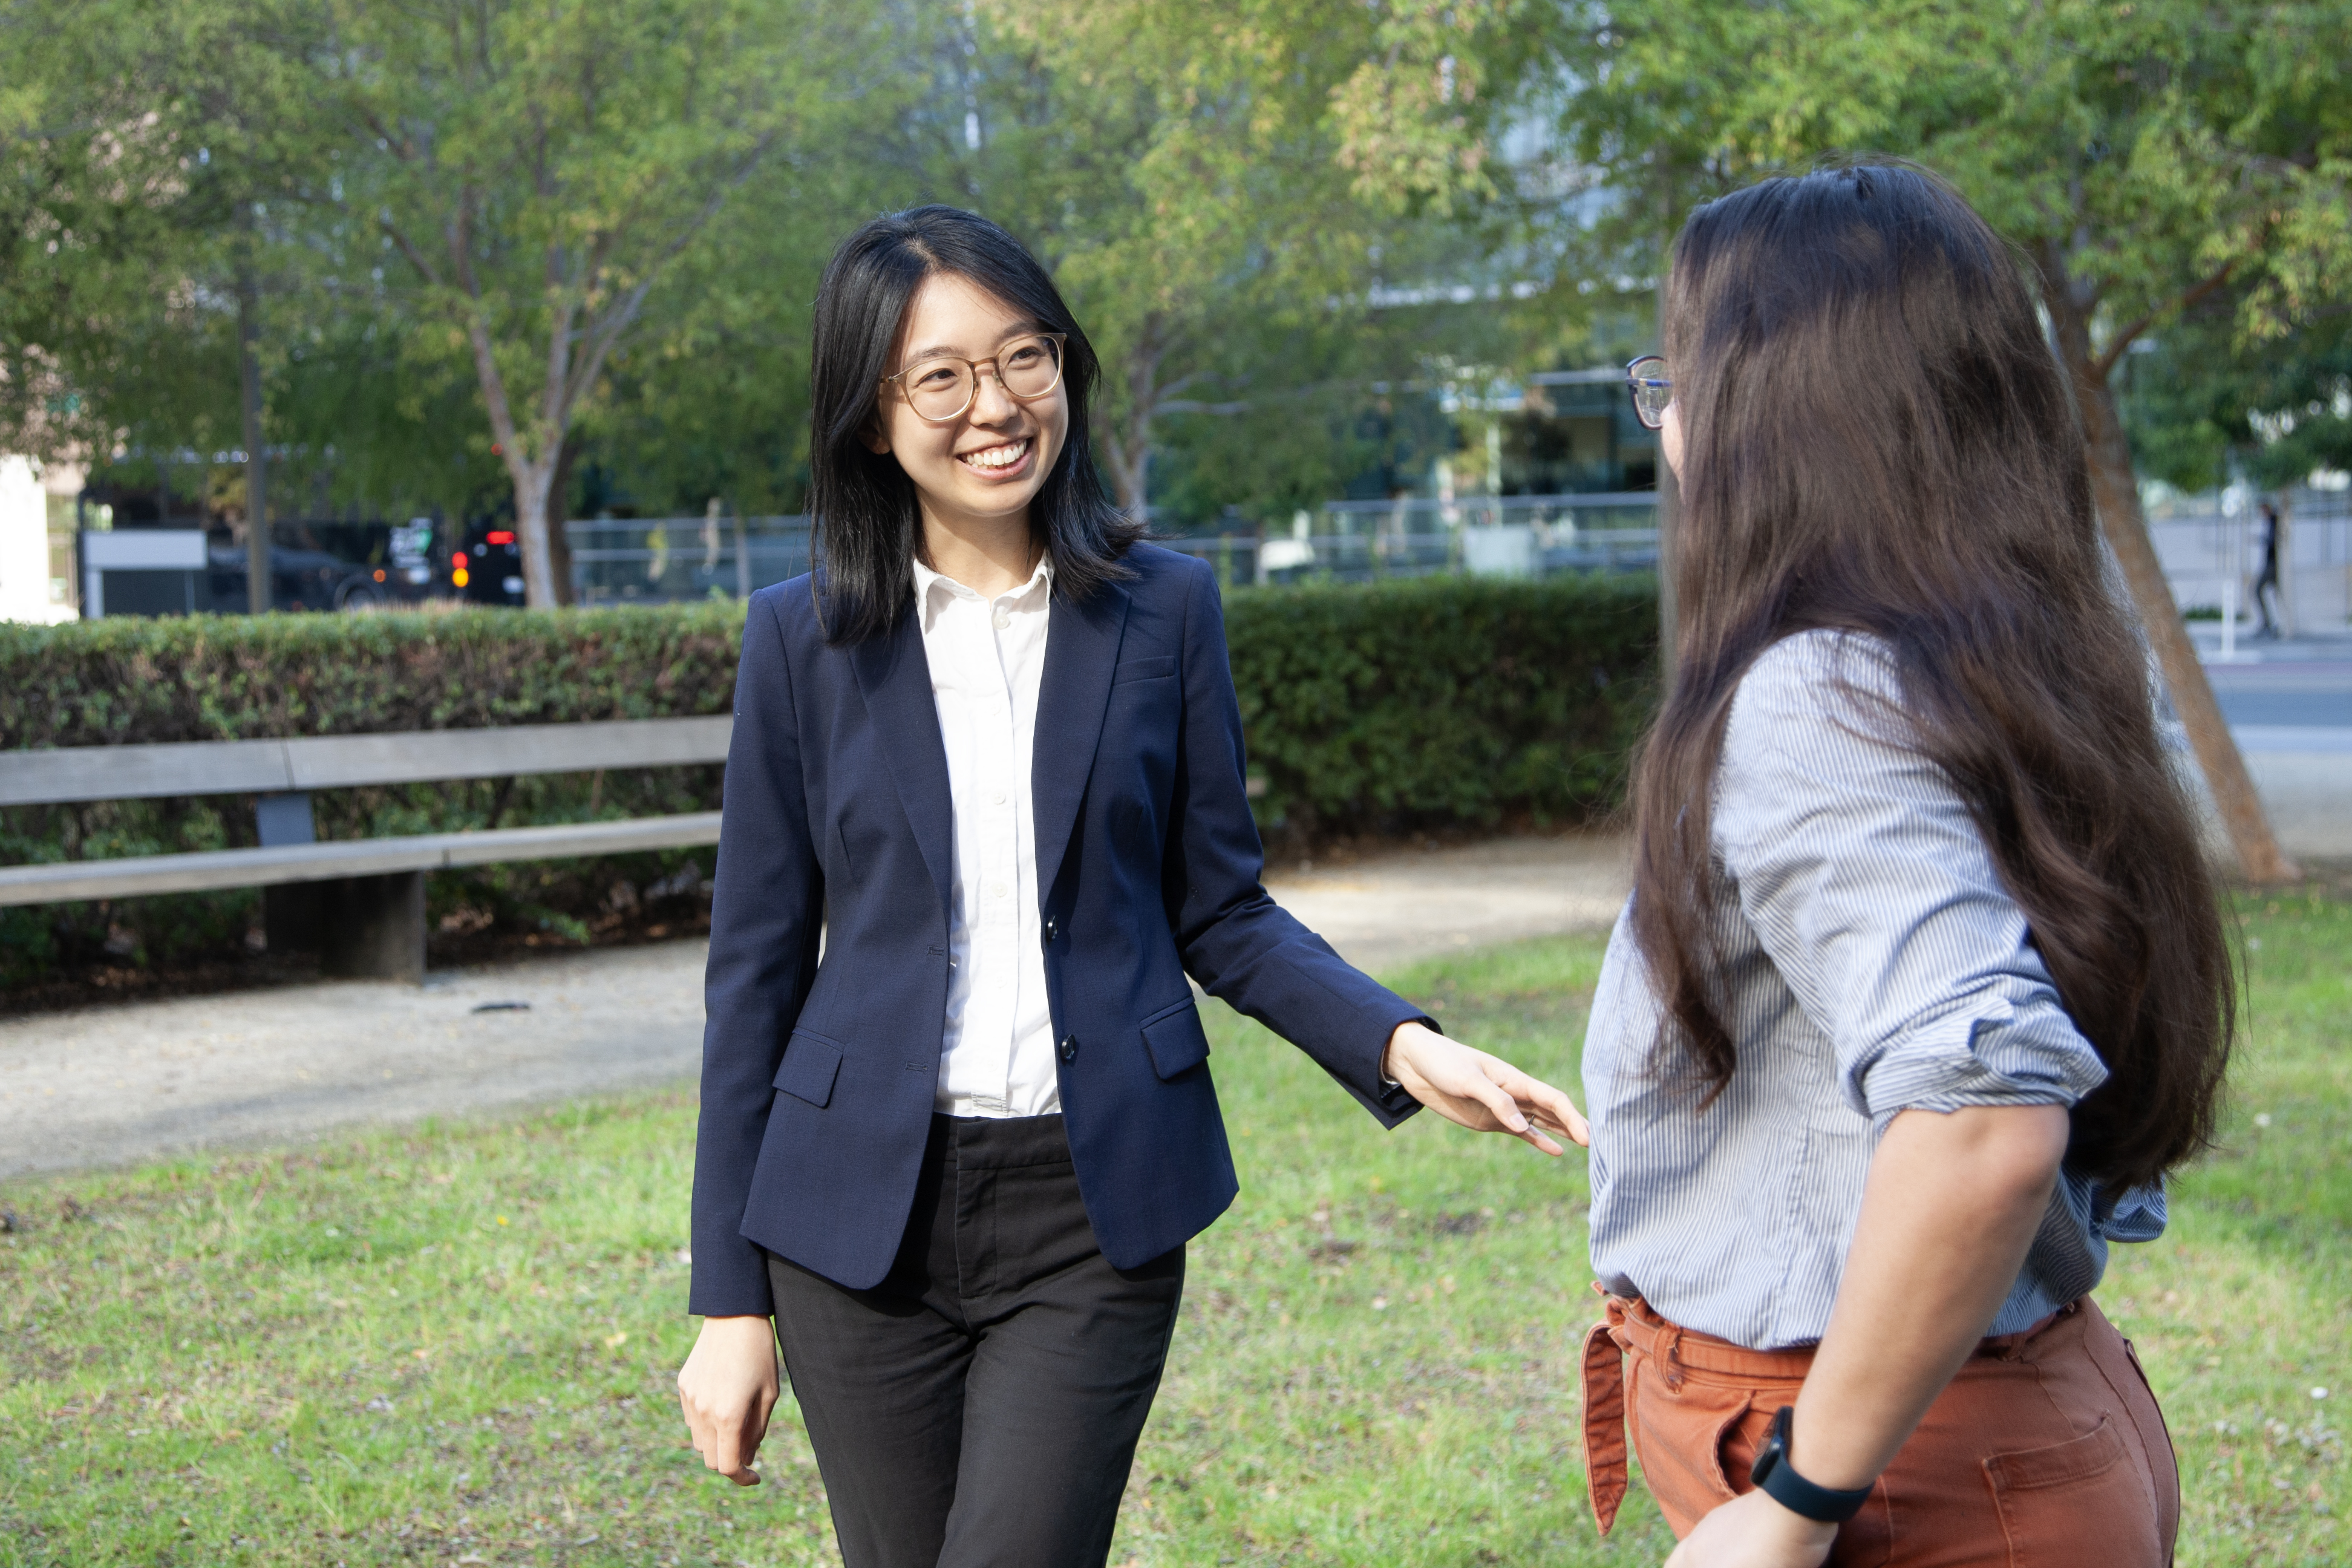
[1630,162,2232,1189]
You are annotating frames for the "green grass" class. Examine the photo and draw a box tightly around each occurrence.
[2,900,2347,1566]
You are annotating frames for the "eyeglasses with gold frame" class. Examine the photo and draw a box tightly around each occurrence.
[881,333,1068,424]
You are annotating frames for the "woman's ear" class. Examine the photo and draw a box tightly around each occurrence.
[861,416,891,456]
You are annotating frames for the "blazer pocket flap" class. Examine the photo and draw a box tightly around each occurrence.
[774,1032,844,1107]
[1112,654,1177,685]
[1140,999,1212,1080]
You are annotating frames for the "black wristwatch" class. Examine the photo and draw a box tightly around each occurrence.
[1748,1406,1874,1523]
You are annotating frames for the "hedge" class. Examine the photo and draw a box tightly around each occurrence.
[0,573,1656,989]
[1224,573,1657,845]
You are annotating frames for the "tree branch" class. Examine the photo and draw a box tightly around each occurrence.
[2091,260,2238,382]
[443,185,524,469]
[376,214,443,288]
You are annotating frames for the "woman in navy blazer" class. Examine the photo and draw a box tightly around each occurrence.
[677,206,1585,1568]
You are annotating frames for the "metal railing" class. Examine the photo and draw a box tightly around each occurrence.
[557,489,2352,629]
[566,517,812,606]
[1157,492,1661,586]
[2148,487,2352,638]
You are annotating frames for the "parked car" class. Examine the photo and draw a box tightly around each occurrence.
[451,521,529,606]
[205,543,387,613]
[330,521,441,609]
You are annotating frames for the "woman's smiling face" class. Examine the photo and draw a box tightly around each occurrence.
[869,271,1070,533]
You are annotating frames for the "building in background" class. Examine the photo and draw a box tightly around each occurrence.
[0,456,80,625]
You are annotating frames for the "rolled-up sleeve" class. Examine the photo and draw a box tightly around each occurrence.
[1713,633,2108,1122]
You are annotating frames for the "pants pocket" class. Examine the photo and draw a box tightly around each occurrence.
[1984,1414,2165,1567]
[1626,1364,1756,1538]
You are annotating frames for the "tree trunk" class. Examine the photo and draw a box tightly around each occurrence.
[1099,380,1153,523]
[1102,325,1164,524]
[237,204,269,615]
[544,428,581,607]
[1108,408,1151,523]
[509,458,560,607]
[2050,299,2298,883]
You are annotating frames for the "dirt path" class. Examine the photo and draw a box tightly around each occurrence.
[0,834,1628,1181]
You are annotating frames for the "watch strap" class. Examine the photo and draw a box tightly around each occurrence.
[1748,1405,1874,1524]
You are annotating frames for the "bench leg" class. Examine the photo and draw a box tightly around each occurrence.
[263,883,322,955]
[317,871,427,984]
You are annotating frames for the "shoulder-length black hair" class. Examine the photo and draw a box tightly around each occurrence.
[1630,160,2233,1189]
[806,204,1140,643]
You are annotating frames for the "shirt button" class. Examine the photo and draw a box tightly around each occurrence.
[993,609,1010,630]
[991,789,1007,806]
[1057,1034,1078,1062]
[990,880,1008,899]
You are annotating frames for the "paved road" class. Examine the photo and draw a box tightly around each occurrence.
[0,834,1632,1182]
[2192,629,2352,858]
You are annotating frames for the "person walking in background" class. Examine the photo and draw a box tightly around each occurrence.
[673,204,1586,1568]
[1587,163,2228,1567]
[2252,498,2283,638]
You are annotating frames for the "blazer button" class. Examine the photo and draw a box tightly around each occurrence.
[1043,915,1060,943]
[1057,1034,1078,1063]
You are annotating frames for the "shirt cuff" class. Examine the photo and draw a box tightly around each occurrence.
[1850,996,2108,1122]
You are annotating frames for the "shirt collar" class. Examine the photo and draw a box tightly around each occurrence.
[910,549,1054,630]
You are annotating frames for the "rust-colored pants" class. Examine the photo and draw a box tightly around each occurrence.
[1581,1293,2179,1566]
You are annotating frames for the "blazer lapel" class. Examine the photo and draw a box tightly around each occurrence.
[848,606,955,921]
[1032,577,1131,895]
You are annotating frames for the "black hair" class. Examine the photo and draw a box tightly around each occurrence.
[806,204,1140,643]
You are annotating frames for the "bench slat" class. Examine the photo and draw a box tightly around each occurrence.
[0,742,296,805]
[284,717,734,788]
[0,716,733,807]
[0,812,724,907]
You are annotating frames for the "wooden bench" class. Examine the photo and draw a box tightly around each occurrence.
[0,717,731,982]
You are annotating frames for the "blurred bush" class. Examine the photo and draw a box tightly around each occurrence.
[0,575,1656,991]
[1225,573,1657,849]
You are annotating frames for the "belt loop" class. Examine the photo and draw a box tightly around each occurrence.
[1658,1321,1688,1391]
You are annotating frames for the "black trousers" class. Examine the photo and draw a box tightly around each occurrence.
[768,1114,1185,1568]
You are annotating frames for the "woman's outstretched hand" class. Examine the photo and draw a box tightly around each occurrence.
[678,1315,781,1486]
[1382,1021,1590,1155]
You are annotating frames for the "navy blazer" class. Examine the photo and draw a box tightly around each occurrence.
[689,544,1428,1313]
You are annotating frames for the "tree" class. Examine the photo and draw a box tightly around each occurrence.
[281,0,845,606]
[2123,299,2352,495]
[958,0,1535,521]
[0,2,263,514]
[1,0,392,605]
[1555,0,2352,882]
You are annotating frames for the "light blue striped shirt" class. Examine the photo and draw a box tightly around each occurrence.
[1582,630,2164,1350]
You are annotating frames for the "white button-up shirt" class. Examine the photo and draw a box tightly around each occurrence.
[911,552,1060,1118]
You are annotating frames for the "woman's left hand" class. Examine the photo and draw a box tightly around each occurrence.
[1381,1022,1590,1154]
[1663,1488,1837,1568]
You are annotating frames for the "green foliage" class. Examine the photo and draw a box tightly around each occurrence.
[0,603,744,750]
[2123,305,2352,494]
[0,578,1657,989]
[1224,573,1657,842]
